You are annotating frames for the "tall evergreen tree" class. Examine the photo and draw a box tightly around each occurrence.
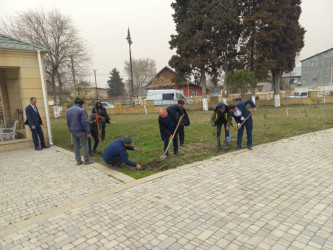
[107,68,125,98]
[169,0,214,111]
[249,0,305,107]
[210,0,241,103]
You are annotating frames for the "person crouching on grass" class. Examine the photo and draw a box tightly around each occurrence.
[102,136,142,170]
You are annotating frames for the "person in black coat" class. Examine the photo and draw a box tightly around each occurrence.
[158,108,182,157]
[210,103,232,148]
[25,97,49,150]
[176,100,190,147]
[91,102,111,142]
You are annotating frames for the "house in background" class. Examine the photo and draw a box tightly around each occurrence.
[0,34,52,152]
[146,66,209,97]
[282,66,302,87]
[301,48,333,88]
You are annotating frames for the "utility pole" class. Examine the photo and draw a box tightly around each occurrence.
[70,55,78,96]
[126,28,134,105]
[94,69,98,100]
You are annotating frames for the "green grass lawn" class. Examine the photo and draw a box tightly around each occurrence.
[52,104,333,179]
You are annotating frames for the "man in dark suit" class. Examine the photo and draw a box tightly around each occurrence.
[25,97,48,150]
[158,108,182,157]
[176,100,190,147]
[229,99,257,150]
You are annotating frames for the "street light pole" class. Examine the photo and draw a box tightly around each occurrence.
[126,28,134,105]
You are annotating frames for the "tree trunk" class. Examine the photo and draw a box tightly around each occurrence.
[251,87,256,104]
[51,71,57,104]
[200,66,208,111]
[56,71,63,106]
[272,69,282,107]
[222,40,227,104]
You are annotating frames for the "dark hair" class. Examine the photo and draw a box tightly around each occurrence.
[178,99,185,105]
[30,97,36,101]
[229,104,236,110]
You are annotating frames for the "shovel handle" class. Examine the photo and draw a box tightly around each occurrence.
[237,112,252,130]
[163,115,184,156]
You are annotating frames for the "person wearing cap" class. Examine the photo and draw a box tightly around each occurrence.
[176,100,190,147]
[211,103,232,148]
[66,97,94,165]
[229,99,257,150]
[102,136,142,170]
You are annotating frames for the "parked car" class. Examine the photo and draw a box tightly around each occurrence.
[101,102,114,109]
[287,91,308,99]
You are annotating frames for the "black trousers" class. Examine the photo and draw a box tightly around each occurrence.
[106,152,128,167]
[31,125,45,149]
[216,122,229,146]
[88,129,99,153]
[179,125,185,145]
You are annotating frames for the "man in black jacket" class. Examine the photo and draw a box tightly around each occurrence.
[176,100,190,147]
[25,97,48,150]
[92,102,111,142]
[158,108,182,157]
[211,103,232,148]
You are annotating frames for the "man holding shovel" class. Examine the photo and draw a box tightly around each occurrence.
[211,103,232,148]
[158,108,183,157]
[229,99,256,150]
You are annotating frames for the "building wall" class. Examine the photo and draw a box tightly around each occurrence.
[0,50,50,144]
[180,86,210,97]
[301,49,333,88]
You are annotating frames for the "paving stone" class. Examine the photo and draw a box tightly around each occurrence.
[1,129,333,249]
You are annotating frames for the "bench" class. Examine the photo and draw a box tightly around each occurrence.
[0,119,18,142]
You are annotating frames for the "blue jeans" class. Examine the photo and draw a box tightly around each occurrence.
[237,117,253,148]
[163,133,178,156]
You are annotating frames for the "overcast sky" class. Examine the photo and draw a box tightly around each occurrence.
[1,0,333,88]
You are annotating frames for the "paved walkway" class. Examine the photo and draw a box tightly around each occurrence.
[0,129,332,249]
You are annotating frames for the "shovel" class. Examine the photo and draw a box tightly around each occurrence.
[225,112,252,142]
[159,115,184,161]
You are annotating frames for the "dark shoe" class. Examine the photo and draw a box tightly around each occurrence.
[217,143,221,148]
[237,147,242,150]
[84,161,94,165]
[89,152,94,157]
[248,147,253,150]
[180,144,186,147]
[92,149,97,153]
[174,153,181,157]
[77,160,84,165]
[42,146,50,149]
[35,147,42,150]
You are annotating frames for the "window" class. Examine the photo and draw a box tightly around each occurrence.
[311,61,316,66]
[258,88,263,92]
[162,93,174,100]
[312,78,317,82]
[176,93,184,99]
[192,90,197,97]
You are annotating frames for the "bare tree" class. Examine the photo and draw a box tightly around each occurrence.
[1,9,90,105]
[124,58,157,97]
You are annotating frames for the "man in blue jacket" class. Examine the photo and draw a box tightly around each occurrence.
[67,97,93,165]
[103,136,142,170]
[229,99,257,150]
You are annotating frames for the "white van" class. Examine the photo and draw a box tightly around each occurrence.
[147,89,194,105]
